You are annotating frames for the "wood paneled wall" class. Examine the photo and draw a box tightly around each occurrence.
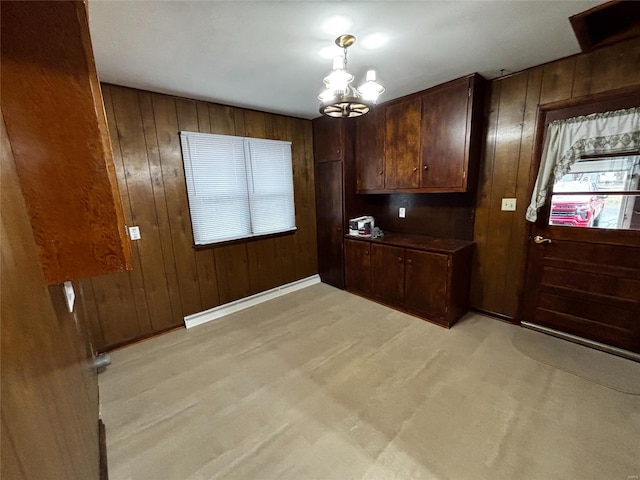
[471,36,640,319]
[82,85,317,351]
[1,111,100,480]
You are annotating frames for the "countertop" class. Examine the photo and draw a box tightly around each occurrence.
[344,232,474,254]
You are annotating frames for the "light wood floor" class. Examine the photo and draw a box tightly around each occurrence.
[100,283,640,480]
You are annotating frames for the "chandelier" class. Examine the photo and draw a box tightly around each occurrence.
[318,34,385,118]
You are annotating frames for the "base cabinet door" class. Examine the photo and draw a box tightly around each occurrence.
[405,249,449,322]
[344,239,371,296]
[370,244,405,305]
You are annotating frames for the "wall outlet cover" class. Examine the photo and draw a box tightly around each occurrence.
[399,207,406,218]
[501,198,517,211]
[129,226,141,240]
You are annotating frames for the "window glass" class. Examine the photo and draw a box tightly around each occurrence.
[549,155,640,230]
[180,132,296,245]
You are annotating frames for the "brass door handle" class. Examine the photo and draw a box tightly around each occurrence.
[533,235,552,244]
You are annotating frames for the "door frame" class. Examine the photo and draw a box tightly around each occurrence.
[517,86,640,324]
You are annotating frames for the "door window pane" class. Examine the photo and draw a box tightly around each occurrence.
[549,155,640,230]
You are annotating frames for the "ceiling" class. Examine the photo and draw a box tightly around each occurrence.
[88,1,604,120]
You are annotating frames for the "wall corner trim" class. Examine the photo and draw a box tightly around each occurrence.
[184,274,321,329]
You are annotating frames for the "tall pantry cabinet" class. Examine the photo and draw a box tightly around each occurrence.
[313,116,348,289]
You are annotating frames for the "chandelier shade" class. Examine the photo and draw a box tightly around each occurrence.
[318,34,384,118]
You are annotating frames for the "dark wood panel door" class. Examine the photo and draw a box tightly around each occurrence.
[344,239,371,295]
[355,107,385,191]
[521,93,640,355]
[313,116,344,163]
[315,161,345,288]
[420,78,470,190]
[384,98,421,189]
[522,228,640,353]
[370,244,405,304]
[405,249,449,320]
[2,113,100,479]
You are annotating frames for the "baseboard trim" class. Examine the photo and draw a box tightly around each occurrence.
[521,321,640,362]
[184,274,321,329]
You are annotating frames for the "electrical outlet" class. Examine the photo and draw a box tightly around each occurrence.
[501,198,517,211]
[399,207,406,218]
[129,226,141,240]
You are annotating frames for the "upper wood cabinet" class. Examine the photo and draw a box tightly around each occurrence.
[355,108,385,191]
[355,73,485,193]
[1,1,132,284]
[313,115,344,163]
[421,77,475,191]
[384,98,422,189]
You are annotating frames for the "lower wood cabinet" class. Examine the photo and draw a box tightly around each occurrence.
[371,244,405,305]
[344,234,473,328]
[344,238,371,296]
[404,249,448,319]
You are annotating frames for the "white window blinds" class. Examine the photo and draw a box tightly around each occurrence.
[180,131,296,245]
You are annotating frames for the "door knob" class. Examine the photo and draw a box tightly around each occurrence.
[533,235,552,244]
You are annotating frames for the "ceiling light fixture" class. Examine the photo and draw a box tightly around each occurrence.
[318,34,384,118]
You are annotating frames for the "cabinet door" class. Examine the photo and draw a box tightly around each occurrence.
[371,244,405,305]
[420,78,470,190]
[315,161,345,289]
[405,249,448,320]
[344,239,371,295]
[355,107,385,191]
[313,116,344,163]
[384,98,421,189]
[1,1,132,284]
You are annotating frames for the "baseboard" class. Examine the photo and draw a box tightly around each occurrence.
[184,274,321,329]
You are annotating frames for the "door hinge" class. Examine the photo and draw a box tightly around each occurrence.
[445,305,448,314]
[447,258,451,270]
[462,170,466,179]
[468,87,471,98]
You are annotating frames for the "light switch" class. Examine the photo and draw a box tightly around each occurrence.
[501,198,517,211]
[129,226,141,240]
[399,207,406,218]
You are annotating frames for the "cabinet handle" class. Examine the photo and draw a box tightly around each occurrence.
[413,167,418,172]
[398,257,403,263]
[379,171,383,175]
[407,259,412,265]
[365,250,369,255]
[423,164,428,170]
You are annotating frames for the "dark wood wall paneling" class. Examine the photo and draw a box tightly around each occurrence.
[347,192,476,241]
[83,85,317,351]
[1,112,100,480]
[471,36,640,319]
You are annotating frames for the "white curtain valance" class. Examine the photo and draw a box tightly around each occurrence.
[526,107,640,222]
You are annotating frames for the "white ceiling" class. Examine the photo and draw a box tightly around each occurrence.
[88,1,604,120]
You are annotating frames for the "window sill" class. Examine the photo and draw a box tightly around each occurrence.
[193,227,298,250]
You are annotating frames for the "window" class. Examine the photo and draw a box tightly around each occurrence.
[179,131,296,245]
[549,154,640,230]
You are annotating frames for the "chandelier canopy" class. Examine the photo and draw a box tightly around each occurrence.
[318,34,384,118]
